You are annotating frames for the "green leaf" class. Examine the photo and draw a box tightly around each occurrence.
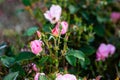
[15,51,35,61]
[22,0,31,6]
[80,57,90,70]
[81,12,89,21]
[94,24,105,37]
[66,49,85,61]
[3,72,19,80]
[39,75,48,80]
[80,45,95,56]
[0,56,15,67]
[65,55,76,66]
[10,63,26,76]
[24,27,38,36]
[42,23,54,32]
[68,5,78,14]
[39,56,49,66]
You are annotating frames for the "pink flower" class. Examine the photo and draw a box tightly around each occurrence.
[55,73,77,80]
[52,24,59,37]
[44,5,62,24]
[96,43,116,61]
[52,21,68,37]
[32,63,38,72]
[34,73,45,80]
[61,21,68,34]
[30,40,43,55]
[36,31,41,38]
[34,73,40,80]
[111,12,120,23]
[107,44,116,55]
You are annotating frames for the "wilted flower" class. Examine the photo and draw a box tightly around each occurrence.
[44,5,62,24]
[34,73,45,80]
[96,43,116,61]
[111,12,120,23]
[55,73,77,80]
[30,40,43,55]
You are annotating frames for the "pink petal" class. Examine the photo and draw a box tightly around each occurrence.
[61,21,68,34]
[34,73,40,80]
[107,44,116,55]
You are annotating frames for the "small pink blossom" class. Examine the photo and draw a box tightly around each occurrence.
[52,23,59,37]
[44,5,62,24]
[111,12,120,23]
[30,40,43,55]
[52,21,68,37]
[34,73,45,80]
[61,21,68,34]
[36,31,41,38]
[32,63,38,72]
[55,73,77,80]
[96,43,116,61]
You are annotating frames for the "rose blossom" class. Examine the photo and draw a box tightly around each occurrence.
[52,21,68,37]
[30,40,43,55]
[96,43,116,61]
[44,5,62,24]
[111,12,120,23]
[52,23,59,37]
[55,73,77,80]
[61,21,68,34]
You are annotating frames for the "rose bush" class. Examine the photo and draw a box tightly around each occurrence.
[0,0,120,80]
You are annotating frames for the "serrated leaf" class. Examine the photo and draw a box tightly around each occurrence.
[66,49,85,61]
[65,55,76,66]
[3,72,19,80]
[0,56,15,67]
[15,51,35,61]
[24,27,38,36]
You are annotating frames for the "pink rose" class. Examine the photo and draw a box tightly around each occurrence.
[111,12,120,23]
[96,43,116,61]
[52,21,68,37]
[61,21,68,34]
[30,40,43,55]
[55,73,77,80]
[34,73,45,80]
[52,23,59,37]
[44,5,62,24]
